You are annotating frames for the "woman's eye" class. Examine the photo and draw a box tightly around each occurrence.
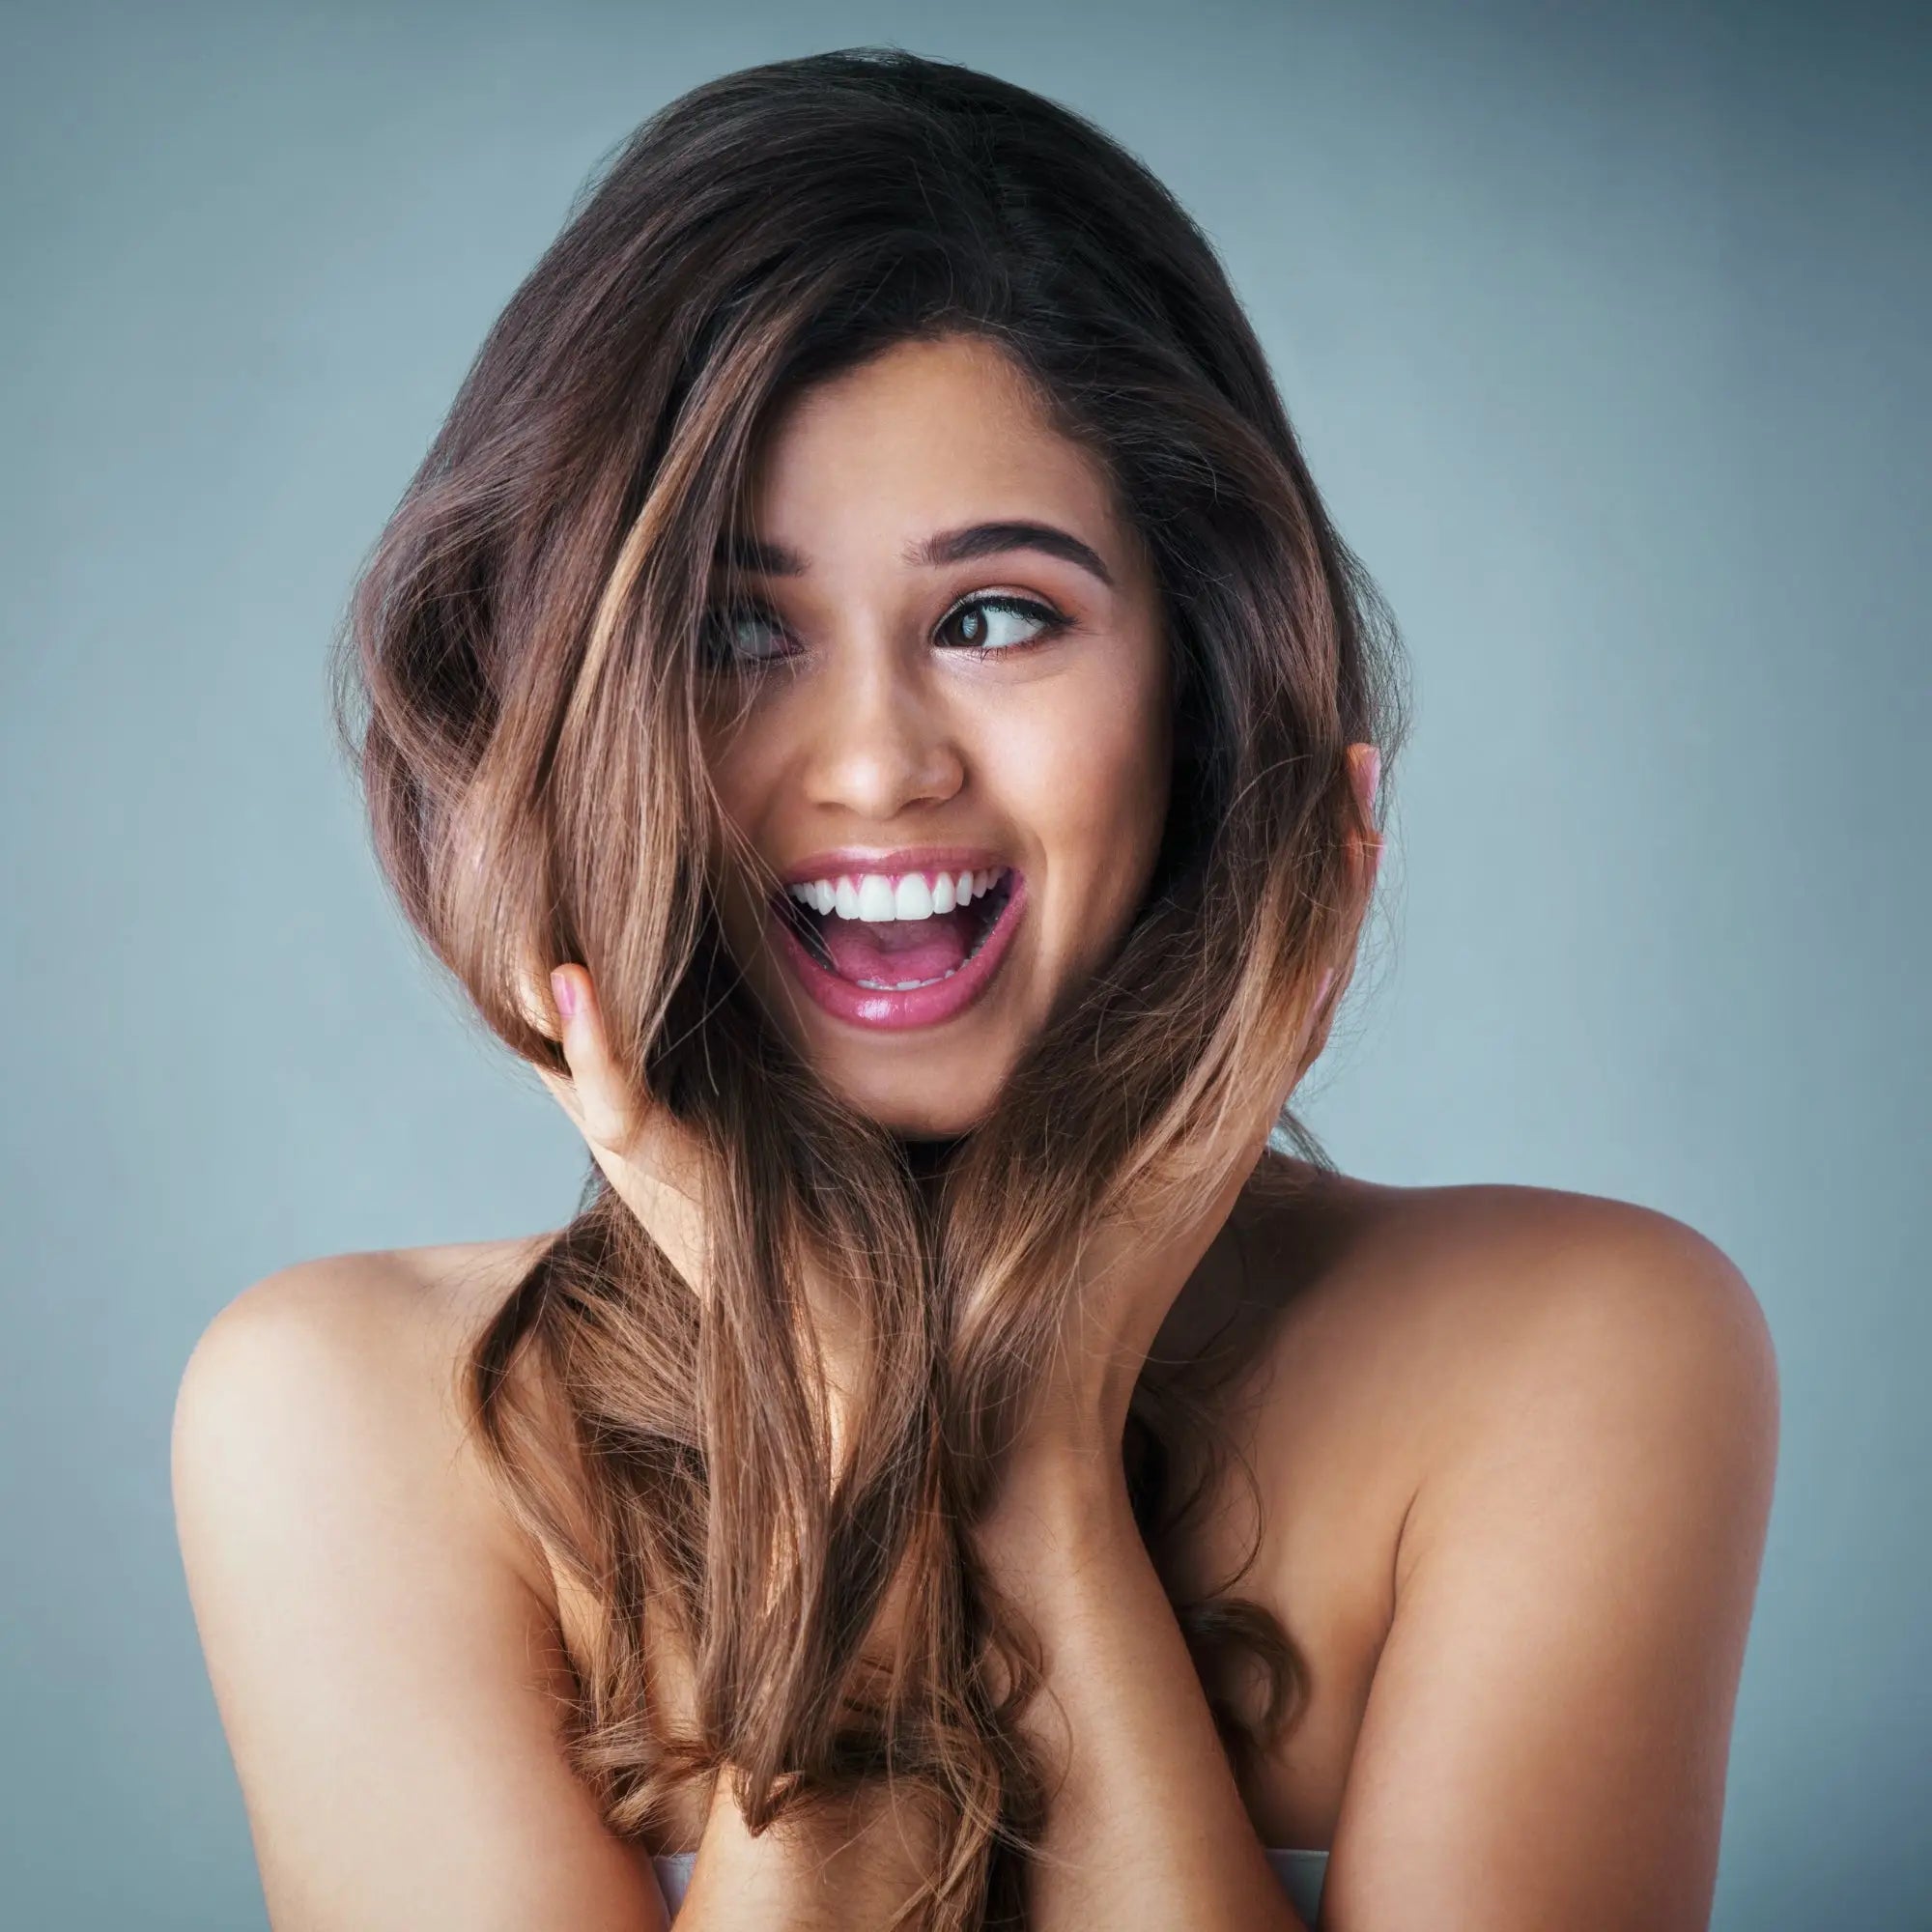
[700,606,789,667]
[938,594,1069,653]
[701,593,1069,668]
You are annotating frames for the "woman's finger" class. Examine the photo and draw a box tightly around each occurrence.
[533,964,713,1296]
[548,966,635,1155]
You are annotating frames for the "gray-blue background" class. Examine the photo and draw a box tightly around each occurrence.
[3,2,1924,1925]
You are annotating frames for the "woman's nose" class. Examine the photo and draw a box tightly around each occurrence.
[796,645,966,821]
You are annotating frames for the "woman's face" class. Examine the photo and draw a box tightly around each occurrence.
[699,332,1173,1140]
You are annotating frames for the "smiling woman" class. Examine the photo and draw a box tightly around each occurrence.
[171,42,1776,1932]
[695,335,1175,1110]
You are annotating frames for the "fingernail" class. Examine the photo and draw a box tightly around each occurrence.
[550,969,577,1022]
[1315,967,1335,1008]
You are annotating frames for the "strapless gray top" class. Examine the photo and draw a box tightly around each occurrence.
[651,1846,1327,1919]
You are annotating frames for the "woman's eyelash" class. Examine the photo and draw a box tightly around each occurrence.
[937,593,1071,654]
[699,603,788,667]
[700,593,1072,668]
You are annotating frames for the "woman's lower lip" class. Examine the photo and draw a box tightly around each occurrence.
[766,875,1028,1031]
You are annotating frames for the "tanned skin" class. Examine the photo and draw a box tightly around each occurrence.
[174,336,1777,1931]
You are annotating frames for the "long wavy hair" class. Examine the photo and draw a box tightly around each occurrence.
[329,45,1407,1930]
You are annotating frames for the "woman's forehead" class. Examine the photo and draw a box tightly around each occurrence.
[696,335,1157,623]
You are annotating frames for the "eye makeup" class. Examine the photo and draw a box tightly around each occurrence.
[698,589,1074,669]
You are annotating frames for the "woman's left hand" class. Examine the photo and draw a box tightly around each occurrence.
[1004,743,1383,1471]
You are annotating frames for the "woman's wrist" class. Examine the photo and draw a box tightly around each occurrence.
[679,1764,942,1930]
[974,1442,1137,1590]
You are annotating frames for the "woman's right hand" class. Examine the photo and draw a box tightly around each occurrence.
[529,962,920,1777]
[529,963,716,1308]
[529,962,874,1480]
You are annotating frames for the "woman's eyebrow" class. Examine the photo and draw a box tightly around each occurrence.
[715,520,1117,590]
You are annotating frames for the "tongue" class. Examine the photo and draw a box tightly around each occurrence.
[818,907,978,983]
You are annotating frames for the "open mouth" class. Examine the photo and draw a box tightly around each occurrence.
[771,867,1017,989]
[763,865,1027,1031]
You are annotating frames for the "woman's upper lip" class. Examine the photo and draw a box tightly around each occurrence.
[775,845,1019,888]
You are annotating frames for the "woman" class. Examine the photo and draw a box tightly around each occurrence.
[171,46,1779,1932]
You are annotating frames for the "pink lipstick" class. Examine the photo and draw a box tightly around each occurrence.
[767,867,1028,1031]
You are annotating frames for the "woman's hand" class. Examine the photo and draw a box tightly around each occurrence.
[527,963,716,1305]
[531,964,923,1700]
[1000,743,1384,1470]
[529,963,877,1473]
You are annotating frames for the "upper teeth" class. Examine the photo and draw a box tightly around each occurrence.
[784,865,1009,923]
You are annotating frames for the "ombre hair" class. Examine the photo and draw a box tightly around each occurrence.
[329,45,1407,1931]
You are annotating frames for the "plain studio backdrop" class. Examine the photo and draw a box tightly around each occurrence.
[1,3,1924,1927]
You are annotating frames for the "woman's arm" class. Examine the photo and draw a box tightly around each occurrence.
[974,1201,1779,1932]
[172,1257,672,1930]
[673,1766,941,1931]
[1309,1206,1779,1932]
[972,1449,1311,1932]
[172,1256,933,1932]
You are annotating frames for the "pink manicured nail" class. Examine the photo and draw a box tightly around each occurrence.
[550,970,577,1022]
[1360,746,1382,815]
[1315,967,1335,1008]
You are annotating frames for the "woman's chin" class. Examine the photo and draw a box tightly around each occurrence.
[796,1053,999,1141]
[851,1085,995,1143]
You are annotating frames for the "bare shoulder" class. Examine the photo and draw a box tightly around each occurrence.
[171,1232,667,1928]
[1311,1176,1782,1611]
[179,1231,555,1359]
[1238,1162,1779,1484]
[174,1232,564,1598]
[1215,1162,1782,1862]
[1236,1175,1777,1917]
